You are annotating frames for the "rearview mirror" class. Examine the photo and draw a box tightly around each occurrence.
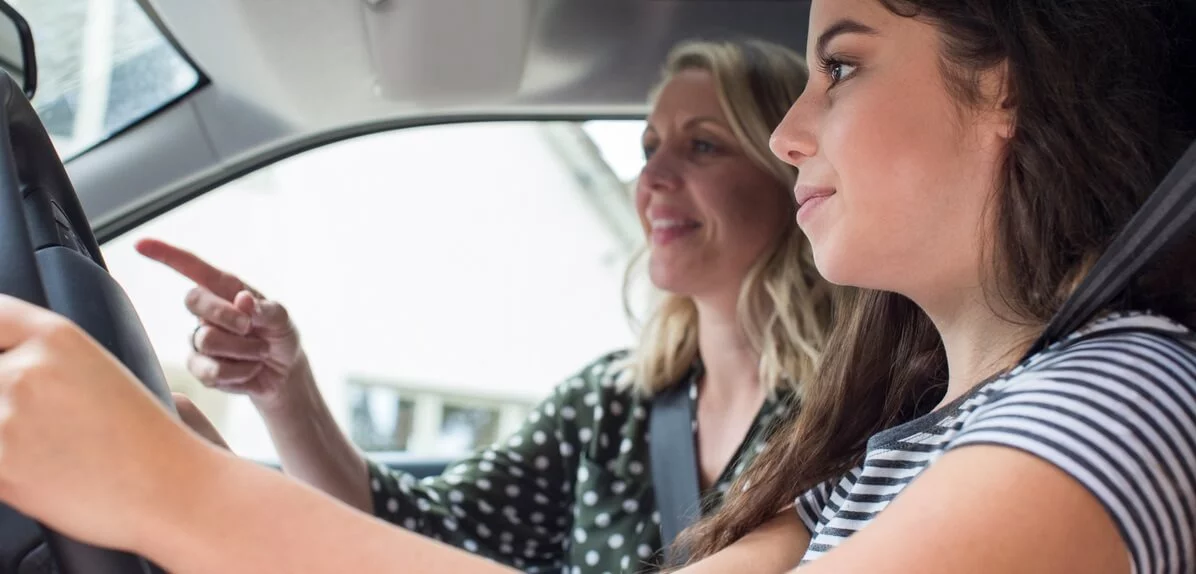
[0,1,35,99]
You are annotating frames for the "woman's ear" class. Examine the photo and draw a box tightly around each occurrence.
[973,61,1016,142]
[991,61,1017,140]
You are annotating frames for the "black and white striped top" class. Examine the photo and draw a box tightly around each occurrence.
[795,312,1196,573]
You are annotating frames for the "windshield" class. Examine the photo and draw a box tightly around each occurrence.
[10,0,200,159]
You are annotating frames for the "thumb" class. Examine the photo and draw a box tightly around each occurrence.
[233,290,257,316]
[233,290,274,330]
[172,393,231,451]
[240,294,290,330]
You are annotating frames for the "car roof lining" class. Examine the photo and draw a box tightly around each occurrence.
[142,0,812,131]
[75,0,811,234]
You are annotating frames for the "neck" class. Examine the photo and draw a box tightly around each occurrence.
[918,285,1040,408]
[693,292,764,402]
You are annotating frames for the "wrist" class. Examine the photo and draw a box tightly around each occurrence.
[126,428,232,560]
[250,352,317,417]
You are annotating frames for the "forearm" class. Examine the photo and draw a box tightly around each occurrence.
[679,512,808,574]
[252,354,371,513]
[140,444,516,574]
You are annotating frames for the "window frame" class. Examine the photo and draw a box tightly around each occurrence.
[94,113,644,244]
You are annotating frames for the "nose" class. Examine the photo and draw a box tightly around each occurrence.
[769,96,818,168]
[638,147,683,193]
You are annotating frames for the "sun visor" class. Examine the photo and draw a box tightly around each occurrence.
[361,0,535,104]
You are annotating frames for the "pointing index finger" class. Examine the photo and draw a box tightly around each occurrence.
[135,238,251,302]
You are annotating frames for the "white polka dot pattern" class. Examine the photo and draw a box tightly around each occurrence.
[363,350,791,573]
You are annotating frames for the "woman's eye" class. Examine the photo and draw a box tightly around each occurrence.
[692,139,717,154]
[642,144,657,159]
[827,61,858,85]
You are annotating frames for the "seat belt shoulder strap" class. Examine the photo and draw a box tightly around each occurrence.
[649,380,702,566]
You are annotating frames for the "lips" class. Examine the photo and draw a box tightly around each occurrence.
[645,207,701,245]
[794,185,835,227]
[649,218,700,231]
[794,185,836,206]
[646,206,701,231]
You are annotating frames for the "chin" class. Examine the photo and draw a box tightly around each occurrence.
[647,257,699,296]
[813,245,924,298]
[808,238,878,289]
[647,265,685,295]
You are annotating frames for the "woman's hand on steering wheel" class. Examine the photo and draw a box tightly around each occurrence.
[0,294,217,552]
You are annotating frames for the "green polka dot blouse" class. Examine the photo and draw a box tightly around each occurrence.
[367,350,794,573]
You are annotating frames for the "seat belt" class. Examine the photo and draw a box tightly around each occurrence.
[1025,137,1196,358]
[649,378,702,567]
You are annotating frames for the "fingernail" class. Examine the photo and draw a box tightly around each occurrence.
[236,315,251,333]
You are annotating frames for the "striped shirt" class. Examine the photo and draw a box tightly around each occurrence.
[795,312,1196,573]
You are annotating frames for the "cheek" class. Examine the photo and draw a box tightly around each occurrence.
[829,85,960,211]
[818,83,984,285]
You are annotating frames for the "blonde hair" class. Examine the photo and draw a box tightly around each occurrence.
[626,39,834,396]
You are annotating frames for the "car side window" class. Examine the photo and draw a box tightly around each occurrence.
[104,120,645,462]
[17,0,202,158]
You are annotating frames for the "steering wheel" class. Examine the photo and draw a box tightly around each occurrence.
[0,70,176,573]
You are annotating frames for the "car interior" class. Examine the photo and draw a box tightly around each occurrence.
[0,0,1190,573]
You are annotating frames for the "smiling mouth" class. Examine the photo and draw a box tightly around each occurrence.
[649,218,701,245]
[650,218,700,231]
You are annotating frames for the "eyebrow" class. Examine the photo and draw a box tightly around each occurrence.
[643,116,730,136]
[815,18,879,60]
[684,116,728,132]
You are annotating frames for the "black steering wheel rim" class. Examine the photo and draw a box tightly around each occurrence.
[0,71,168,574]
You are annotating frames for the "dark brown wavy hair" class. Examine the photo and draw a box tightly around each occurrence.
[680,0,1196,560]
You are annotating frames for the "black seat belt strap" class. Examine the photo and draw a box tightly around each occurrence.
[1027,138,1196,357]
[649,379,702,567]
